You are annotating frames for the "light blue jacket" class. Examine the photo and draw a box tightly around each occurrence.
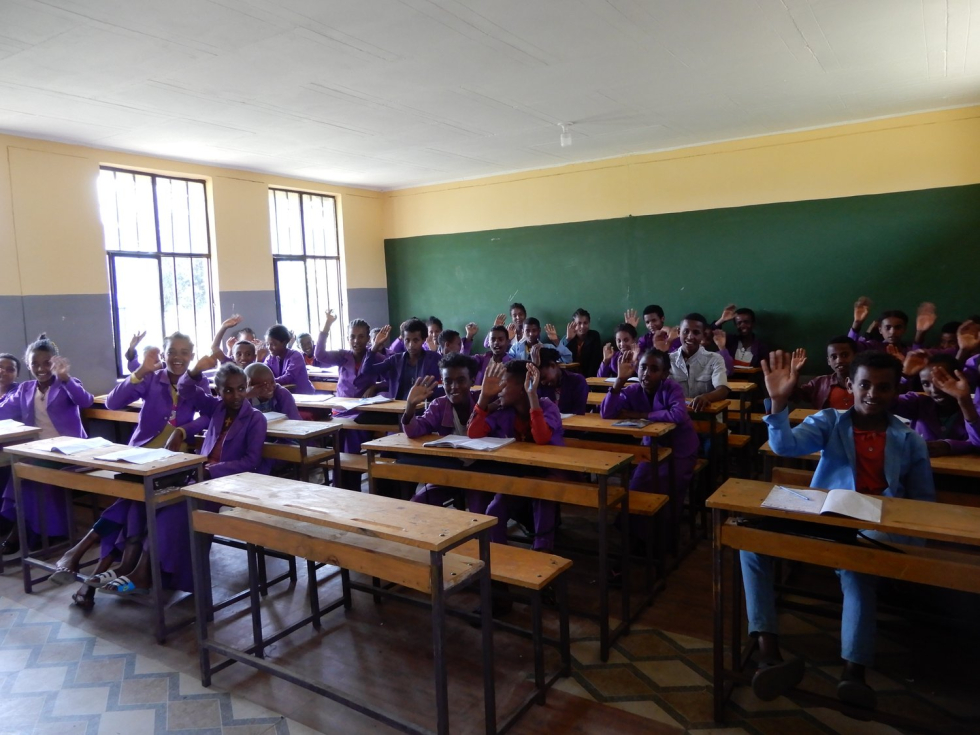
[763,407,935,503]
[507,339,573,363]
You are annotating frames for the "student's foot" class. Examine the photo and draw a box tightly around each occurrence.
[53,550,83,575]
[49,567,78,586]
[83,569,121,588]
[0,539,20,559]
[98,576,150,597]
[70,590,95,611]
[838,678,877,714]
[751,657,805,701]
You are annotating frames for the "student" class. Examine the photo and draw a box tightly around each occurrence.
[848,297,909,355]
[231,340,257,368]
[560,308,603,377]
[98,360,268,596]
[536,346,589,415]
[794,337,857,410]
[597,323,638,378]
[892,354,976,456]
[474,325,511,385]
[744,350,934,709]
[713,304,770,368]
[361,318,442,400]
[437,329,463,356]
[264,324,315,394]
[244,363,300,420]
[467,360,563,551]
[600,349,699,528]
[484,303,527,348]
[507,318,572,362]
[955,319,980,388]
[930,366,980,446]
[0,334,94,556]
[369,326,389,357]
[664,314,730,410]
[631,305,665,354]
[314,310,387,398]
[0,352,20,406]
[402,354,479,506]
[702,326,735,377]
[296,332,316,365]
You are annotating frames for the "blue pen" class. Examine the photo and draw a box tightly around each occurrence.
[782,486,812,502]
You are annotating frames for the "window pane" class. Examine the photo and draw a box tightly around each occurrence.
[275,260,309,336]
[98,170,121,251]
[271,190,302,256]
[322,196,339,257]
[173,257,196,337]
[302,194,325,256]
[157,178,174,254]
[109,171,156,253]
[191,257,213,350]
[160,179,194,254]
[188,181,209,254]
[110,256,163,373]
[160,255,178,337]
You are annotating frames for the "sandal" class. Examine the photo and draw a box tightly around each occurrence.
[82,569,119,588]
[751,657,805,701]
[98,576,150,597]
[70,591,95,611]
[838,678,877,714]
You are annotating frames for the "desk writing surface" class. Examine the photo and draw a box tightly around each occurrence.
[561,413,675,438]
[362,434,634,475]
[183,472,495,551]
[727,381,756,393]
[0,425,41,444]
[324,397,409,414]
[93,395,142,410]
[733,366,762,375]
[4,437,205,476]
[263,419,341,440]
[789,408,817,423]
[758,441,821,461]
[706,478,980,547]
[926,454,980,478]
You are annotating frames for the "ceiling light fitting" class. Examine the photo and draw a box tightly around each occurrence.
[559,123,572,147]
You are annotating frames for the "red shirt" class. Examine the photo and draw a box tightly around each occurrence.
[827,385,854,410]
[853,430,887,495]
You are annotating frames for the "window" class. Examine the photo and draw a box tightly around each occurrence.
[269,189,345,350]
[98,168,215,375]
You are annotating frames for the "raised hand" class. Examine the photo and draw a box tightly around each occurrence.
[790,348,807,374]
[322,309,338,332]
[624,309,639,327]
[481,360,506,400]
[225,336,238,353]
[507,323,517,341]
[667,326,680,343]
[138,347,163,376]
[565,321,575,341]
[128,330,147,351]
[602,342,615,362]
[718,303,737,324]
[957,321,979,353]
[544,323,559,344]
[529,342,542,366]
[425,332,438,352]
[464,322,478,339]
[901,349,928,376]
[524,363,541,394]
[406,375,437,407]
[853,296,872,324]
[712,328,727,351]
[192,354,219,375]
[915,302,936,334]
[372,325,391,351]
[51,356,71,382]
[653,329,670,352]
[220,314,243,331]
[762,350,802,414]
[493,313,506,328]
[930,366,971,401]
[617,350,636,381]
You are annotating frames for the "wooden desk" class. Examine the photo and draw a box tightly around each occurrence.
[726,381,756,434]
[4,437,205,643]
[707,478,980,729]
[183,473,498,735]
[362,434,634,662]
[0,424,41,469]
[789,408,817,424]
[263,419,342,483]
[310,379,338,393]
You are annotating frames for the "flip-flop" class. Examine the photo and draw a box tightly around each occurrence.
[98,576,150,597]
[751,657,805,701]
[70,591,94,611]
[82,569,119,588]
[838,679,877,713]
[49,567,77,586]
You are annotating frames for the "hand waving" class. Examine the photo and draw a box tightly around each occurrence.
[465,322,478,339]
[524,363,541,394]
[481,360,506,398]
[623,309,639,328]
[51,356,71,382]
[128,330,147,351]
[544,323,559,344]
[406,375,437,407]
[372,325,391,351]
[718,303,737,324]
[602,342,615,362]
[762,350,803,413]
[916,302,936,334]
[853,296,872,324]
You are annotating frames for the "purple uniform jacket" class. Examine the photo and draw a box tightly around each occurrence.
[0,383,19,408]
[597,350,627,379]
[313,334,384,398]
[477,398,564,446]
[964,353,980,390]
[719,333,769,368]
[794,374,842,410]
[967,414,980,447]
[538,371,589,415]
[106,370,209,447]
[391,338,473,355]
[178,375,267,478]
[264,349,315,394]
[402,394,474,438]
[847,328,907,356]
[474,353,511,385]
[637,334,682,354]
[268,385,301,420]
[127,355,140,374]
[599,379,700,458]
[362,350,442,400]
[893,393,975,455]
[0,378,93,437]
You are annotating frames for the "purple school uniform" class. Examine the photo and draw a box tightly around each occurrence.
[126,355,140,374]
[600,379,699,525]
[794,374,840,409]
[474,353,511,385]
[106,370,210,447]
[405,395,479,507]
[848,328,907,356]
[0,378,94,538]
[313,334,382,398]
[538,370,589,415]
[361,351,442,400]
[468,398,563,550]
[264,349,315,394]
[637,334,682,354]
[964,353,980,390]
[266,385,301,420]
[0,382,19,408]
[893,393,975,455]
[422,338,472,355]
[597,351,626,379]
[719,333,769,369]
[388,337,406,354]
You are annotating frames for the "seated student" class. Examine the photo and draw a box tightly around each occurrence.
[892,354,976,456]
[930,365,980,446]
[0,352,21,406]
[296,332,317,365]
[598,323,638,378]
[794,337,857,410]
[848,296,909,355]
[369,326,389,357]
[745,350,934,709]
[467,361,563,551]
[314,310,387,397]
[662,313,730,411]
[713,304,770,368]
[264,324,315,394]
[703,326,735,377]
[600,349,699,529]
[244,363,300,420]
[97,359,268,597]
[230,340,257,368]
[560,308,603,377]
[484,302,527,348]
[474,325,512,385]
[437,329,463,356]
[211,314,243,362]
[0,334,94,556]
[421,316,444,352]
[507,318,573,362]
[361,318,442,400]
[386,315,418,354]
[536,346,589,415]
[631,305,665,354]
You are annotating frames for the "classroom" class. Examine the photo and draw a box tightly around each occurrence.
[1,2,979,734]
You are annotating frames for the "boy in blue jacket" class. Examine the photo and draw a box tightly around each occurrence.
[744,350,934,711]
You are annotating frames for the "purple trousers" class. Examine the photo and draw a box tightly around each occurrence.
[2,474,71,540]
[626,454,698,538]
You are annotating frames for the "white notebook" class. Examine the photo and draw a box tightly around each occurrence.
[94,447,177,464]
[49,437,113,455]
[422,435,516,452]
[0,419,26,430]
[761,485,882,524]
[261,411,288,423]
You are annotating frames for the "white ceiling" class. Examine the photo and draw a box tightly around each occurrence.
[1,0,978,190]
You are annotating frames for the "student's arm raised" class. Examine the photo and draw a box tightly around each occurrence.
[851,296,872,333]
[402,376,437,432]
[211,314,242,359]
[913,302,936,347]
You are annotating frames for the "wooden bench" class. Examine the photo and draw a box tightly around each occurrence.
[563,438,671,467]
[337,452,368,474]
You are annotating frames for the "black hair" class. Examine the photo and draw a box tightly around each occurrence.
[437,329,460,347]
[940,321,961,334]
[643,304,664,318]
[734,308,756,321]
[639,348,669,368]
[925,353,960,374]
[233,340,256,353]
[266,324,291,343]
[525,317,541,329]
[164,331,193,351]
[879,310,909,325]
[681,313,709,330]
[827,335,858,350]
[849,352,902,383]
[243,362,273,380]
[235,327,255,339]
[438,352,478,380]
[0,352,22,375]
[509,302,526,315]
[369,327,382,337]
[349,319,370,333]
[572,308,590,320]
[214,363,246,391]
[401,318,427,338]
[426,316,443,330]
[538,347,561,367]
[614,322,637,340]
[490,325,509,338]
[297,332,312,341]
[504,360,529,380]
[25,333,59,363]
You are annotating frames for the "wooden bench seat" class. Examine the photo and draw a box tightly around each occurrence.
[455,540,571,590]
[562,437,671,466]
[261,443,334,466]
[728,434,751,449]
[337,452,369,474]
[627,492,670,517]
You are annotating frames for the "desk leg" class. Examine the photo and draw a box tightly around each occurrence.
[145,475,168,644]
[13,464,31,592]
[712,509,725,722]
[597,475,610,662]
[186,497,212,687]
[620,472,631,637]
[331,431,341,488]
[478,531,497,735]
[366,450,376,495]
[298,440,309,482]
[763,453,773,482]
[429,551,449,735]
[246,544,265,658]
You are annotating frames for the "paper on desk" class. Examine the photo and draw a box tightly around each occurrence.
[357,396,392,405]
[0,419,26,430]
[560,413,574,420]
[261,411,288,423]
[94,447,177,464]
[761,485,882,524]
[603,377,639,383]
[49,437,113,455]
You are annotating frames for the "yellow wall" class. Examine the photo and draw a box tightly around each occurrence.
[383,106,980,239]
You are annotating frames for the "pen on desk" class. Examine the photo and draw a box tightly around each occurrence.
[782,487,812,501]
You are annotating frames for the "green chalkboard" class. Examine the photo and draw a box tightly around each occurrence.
[385,185,980,363]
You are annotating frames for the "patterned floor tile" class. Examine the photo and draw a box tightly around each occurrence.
[607,698,684,730]
[52,685,111,716]
[635,659,709,688]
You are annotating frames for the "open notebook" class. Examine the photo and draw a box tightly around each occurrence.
[761,485,882,524]
[422,435,515,451]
